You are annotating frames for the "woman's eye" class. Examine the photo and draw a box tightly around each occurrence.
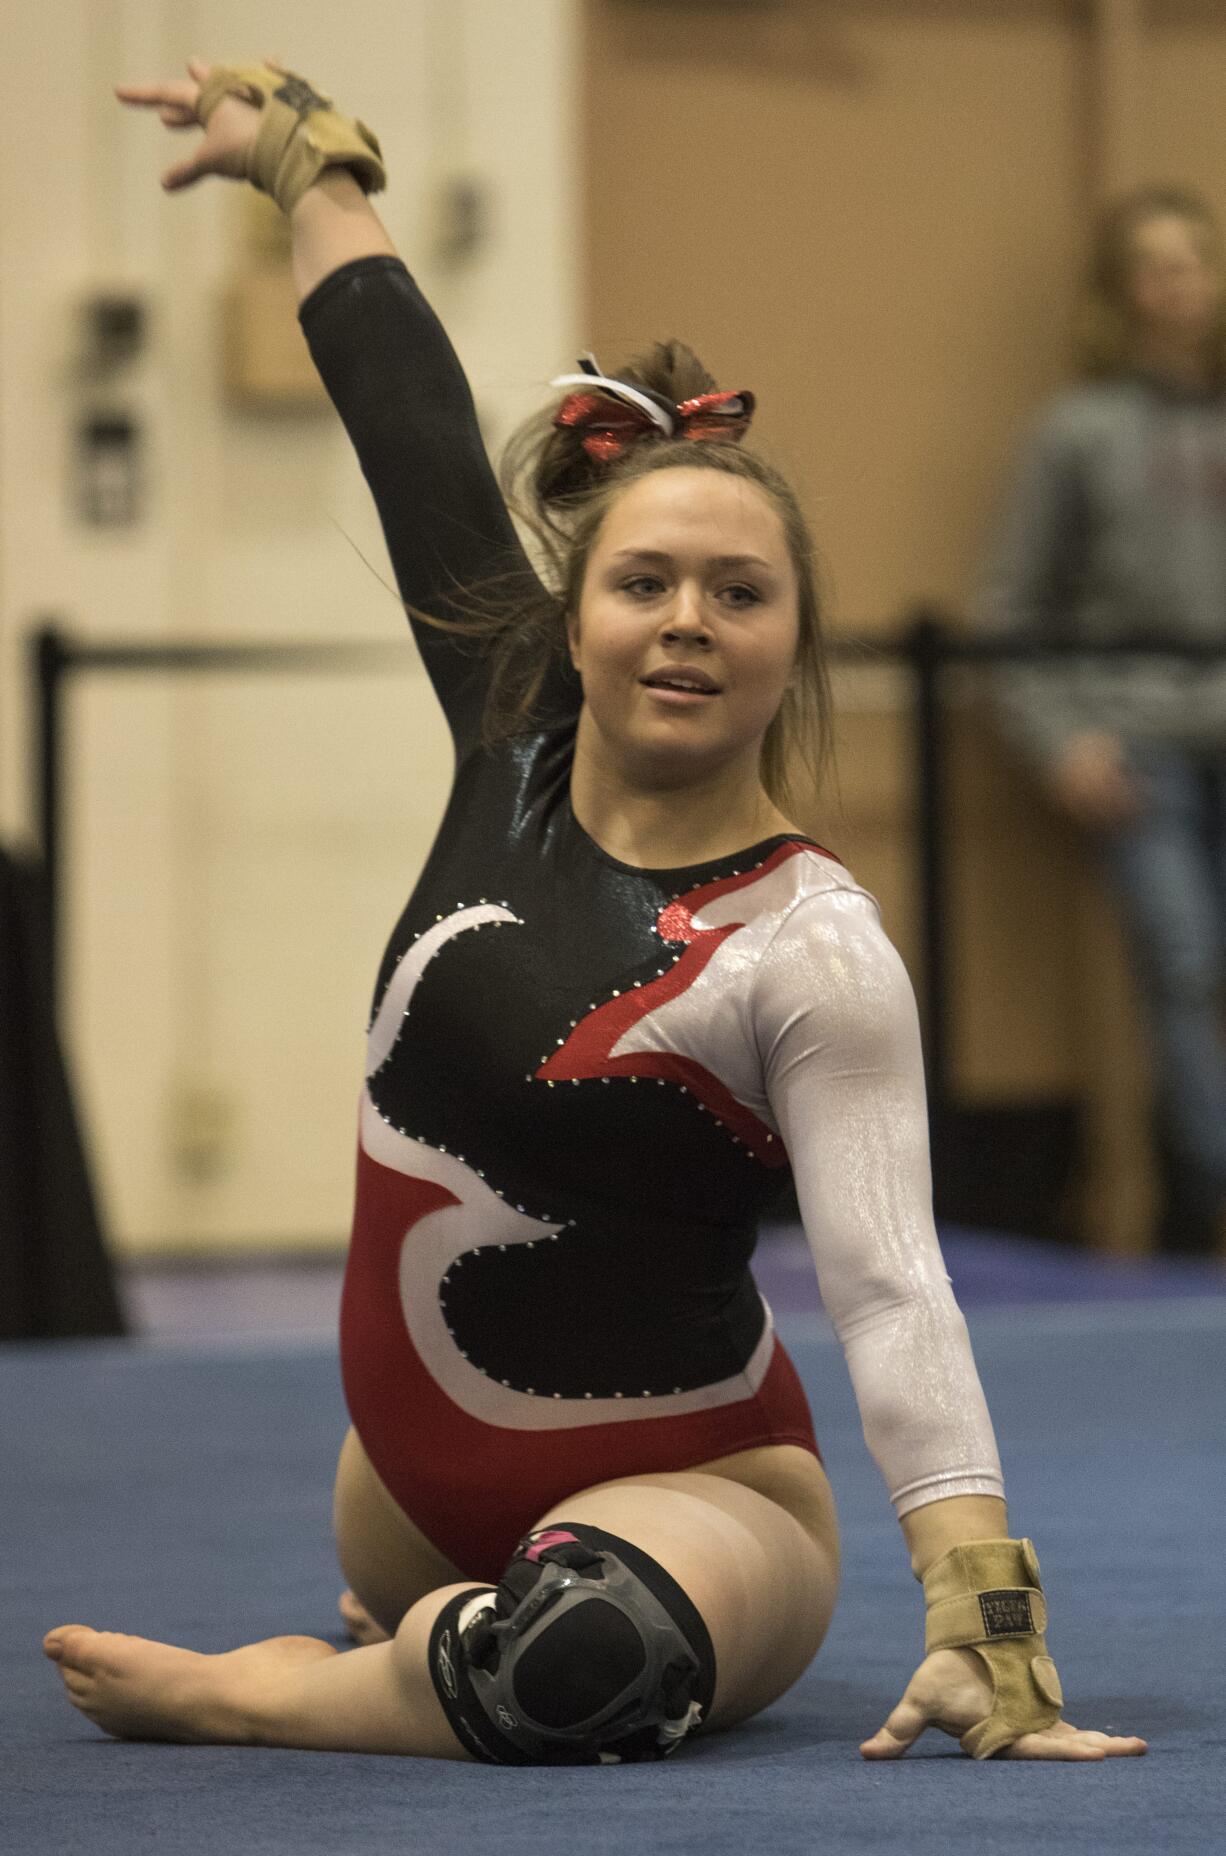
[622,575,664,597]
[722,583,762,607]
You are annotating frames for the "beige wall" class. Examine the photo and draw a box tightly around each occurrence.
[582,0,1226,1248]
[0,0,579,1254]
[7,2,1224,1258]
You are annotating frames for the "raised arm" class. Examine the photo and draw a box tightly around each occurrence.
[117,59,561,752]
[756,886,1145,1762]
[116,57,396,290]
[289,168,396,300]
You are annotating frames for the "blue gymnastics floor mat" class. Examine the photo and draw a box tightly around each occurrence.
[3,1296,1222,1856]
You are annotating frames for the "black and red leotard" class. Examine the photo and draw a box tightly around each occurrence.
[301,257,1004,1583]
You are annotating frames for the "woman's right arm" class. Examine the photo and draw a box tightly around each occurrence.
[118,60,552,749]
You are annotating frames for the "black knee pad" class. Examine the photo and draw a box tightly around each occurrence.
[428,1523,716,1765]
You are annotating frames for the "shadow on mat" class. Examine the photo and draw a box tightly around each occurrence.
[684,1682,882,1762]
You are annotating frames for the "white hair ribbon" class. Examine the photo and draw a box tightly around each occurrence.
[548,372,677,438]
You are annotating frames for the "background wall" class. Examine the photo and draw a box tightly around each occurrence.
[581,0,1226,1249]
[0,0,579,1253]
[4,1,1224,1258]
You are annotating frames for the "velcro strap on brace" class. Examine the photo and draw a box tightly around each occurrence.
[921,1537,1064,1760]
[195,63,385,214]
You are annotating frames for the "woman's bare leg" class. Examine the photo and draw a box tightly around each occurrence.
[43,1583,486,1758]
[332,1426,464,1640]
[44,1448,838,1758]
[42,1428,480,1755]
[529,1461,840,1732]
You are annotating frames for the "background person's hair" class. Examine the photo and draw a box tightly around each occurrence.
[420,340,834,817]
[1074,182,1226,382]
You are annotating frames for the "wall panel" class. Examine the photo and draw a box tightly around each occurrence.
[583,0,1226,1247]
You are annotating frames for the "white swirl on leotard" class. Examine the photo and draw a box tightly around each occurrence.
[359,904,777,1431]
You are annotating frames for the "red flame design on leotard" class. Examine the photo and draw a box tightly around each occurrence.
[535,841,838,1166]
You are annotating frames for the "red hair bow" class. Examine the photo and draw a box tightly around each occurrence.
[553,386,755,465]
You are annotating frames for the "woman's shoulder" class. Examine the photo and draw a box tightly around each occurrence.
[745,847,915,1050]
[699,839,882,948]
[777,841,881,914]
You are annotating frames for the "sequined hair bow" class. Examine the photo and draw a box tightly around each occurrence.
[550,353,755,465]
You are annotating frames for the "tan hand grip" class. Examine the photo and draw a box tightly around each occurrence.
[195,63,384,214]
[921,1538,1064,1760]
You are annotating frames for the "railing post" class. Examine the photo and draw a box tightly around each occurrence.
[29,621,71,1003]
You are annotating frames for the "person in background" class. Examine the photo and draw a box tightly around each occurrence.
[981,184,1226,1256]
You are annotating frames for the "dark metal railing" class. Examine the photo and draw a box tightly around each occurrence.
[27,615,1226,1153]
[28,625,410,990]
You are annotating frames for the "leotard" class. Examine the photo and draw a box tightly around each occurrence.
[302,256,1005,1582]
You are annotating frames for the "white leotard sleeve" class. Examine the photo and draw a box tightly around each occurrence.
[754,884,1005,1517]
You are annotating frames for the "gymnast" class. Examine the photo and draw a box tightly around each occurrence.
[44,59,1146,1767]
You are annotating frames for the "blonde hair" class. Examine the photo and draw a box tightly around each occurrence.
[422,341,833,816]
[1075,182,1226,382]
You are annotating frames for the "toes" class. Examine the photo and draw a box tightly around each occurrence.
[43,1625,93,1663]
[338,1591,390,1646]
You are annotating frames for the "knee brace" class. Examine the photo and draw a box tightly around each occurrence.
[428,1523,716,1765]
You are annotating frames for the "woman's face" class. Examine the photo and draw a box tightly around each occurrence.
[1125,212,1223,344]
[569,467,800,787]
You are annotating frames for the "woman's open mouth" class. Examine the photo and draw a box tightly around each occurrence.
[639,668,722,704]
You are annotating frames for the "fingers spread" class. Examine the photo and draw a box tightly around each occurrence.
[859,1725,911,1760]
[161,158,206,192]
[1008,1732,1105,1761]
[859,1695,928,1760]
[1075,1730,1149,1757]
[115,81,196,109]
[1006,1726,1148,1760]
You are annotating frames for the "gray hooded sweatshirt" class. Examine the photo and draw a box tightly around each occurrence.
[978,371,1226,768]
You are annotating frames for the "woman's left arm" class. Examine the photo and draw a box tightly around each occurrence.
[756,883,1146,1761]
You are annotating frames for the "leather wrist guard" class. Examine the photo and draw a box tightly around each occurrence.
[195,63,385,215]
[921,1537,1064,1759]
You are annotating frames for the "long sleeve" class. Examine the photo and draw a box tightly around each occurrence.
[977,398,1095,769]
[755,886,1004,1517]
[299,254,573,753]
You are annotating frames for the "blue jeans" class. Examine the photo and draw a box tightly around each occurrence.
[1098,741,1226,1217]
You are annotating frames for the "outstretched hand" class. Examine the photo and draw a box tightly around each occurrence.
[115,56,263,190]
[860,1647,1148,1761]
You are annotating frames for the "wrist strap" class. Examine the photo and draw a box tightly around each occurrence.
[195,63,385,214]
[921,1537,1063,1759]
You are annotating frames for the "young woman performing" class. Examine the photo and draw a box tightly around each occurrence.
[43,59,1146,1768]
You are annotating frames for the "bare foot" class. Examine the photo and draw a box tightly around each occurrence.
[44,1624,338,1743]
[338,1589,391,1646]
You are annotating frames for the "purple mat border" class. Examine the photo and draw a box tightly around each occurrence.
[117,1223,1226,1348]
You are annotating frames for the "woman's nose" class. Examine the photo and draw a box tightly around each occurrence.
[662,584,711,641]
